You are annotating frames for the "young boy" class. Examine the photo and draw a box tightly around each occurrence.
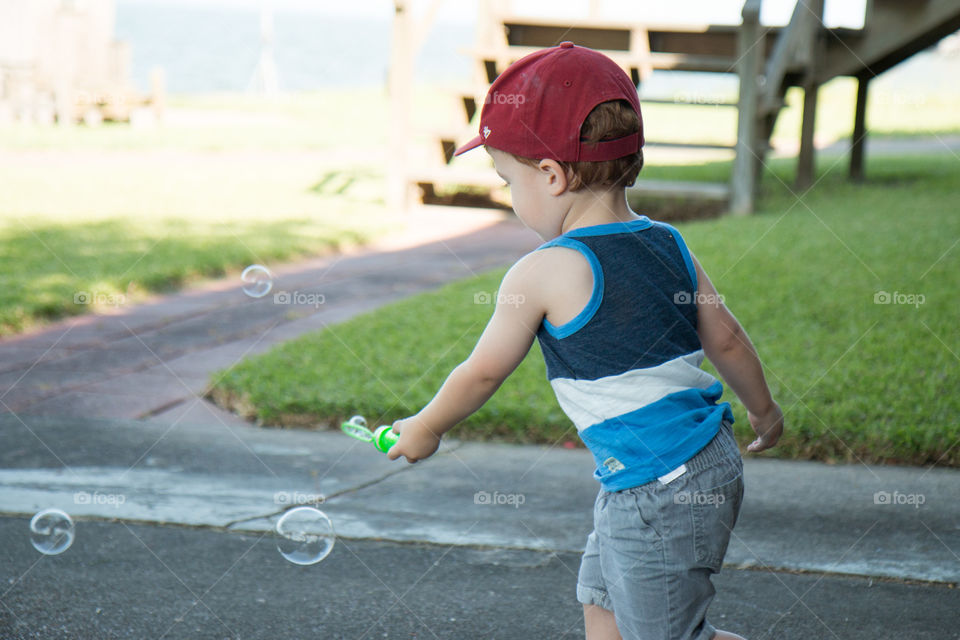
[386,42,783,640]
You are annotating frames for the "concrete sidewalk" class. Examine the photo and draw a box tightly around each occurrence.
[2,413,957,585]
[1,208,957,638]
[1,412,958,638]
[0,208,541,423]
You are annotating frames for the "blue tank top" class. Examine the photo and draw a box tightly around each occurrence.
[535,216,734,491]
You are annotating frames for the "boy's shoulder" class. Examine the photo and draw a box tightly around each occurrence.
[500,244,594,311]
[513,242,593,283]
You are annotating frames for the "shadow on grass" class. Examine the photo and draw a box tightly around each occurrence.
[0,217,366,336]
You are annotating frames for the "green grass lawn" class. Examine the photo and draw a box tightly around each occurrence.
[3,80,957,337]
[0,90,396,336]
[211,153,959,467]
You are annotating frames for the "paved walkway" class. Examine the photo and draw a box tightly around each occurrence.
[1,208,957,638]
[0,208,540,423]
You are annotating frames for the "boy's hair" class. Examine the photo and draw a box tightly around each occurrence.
[512,100,644,191]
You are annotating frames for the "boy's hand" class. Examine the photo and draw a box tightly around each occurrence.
[386,417,441,463]
[746,402,784,452]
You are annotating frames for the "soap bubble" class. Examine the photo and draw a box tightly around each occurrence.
[241,264,273,298]
[276,507,335,565]
[29,508,75,556]
[341,415,372,441]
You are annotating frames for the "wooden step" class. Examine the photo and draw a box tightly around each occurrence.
[644,141,737,151]
[640,97,738,108]
[467,46,739,75]
[501,18,753,60]
[410,168,730,203]
[498,15,743,36]
[648,52,739,73]
[819,0,960,80]
[409,167,504,190]
[628,180,730,201]
[429,125,480,164]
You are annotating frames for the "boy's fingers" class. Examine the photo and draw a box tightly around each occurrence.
[386,444,419,464]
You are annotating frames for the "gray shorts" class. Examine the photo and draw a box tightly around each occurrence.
[577,420,744,640]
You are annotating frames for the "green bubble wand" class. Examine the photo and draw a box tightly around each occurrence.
[340,415,399,453]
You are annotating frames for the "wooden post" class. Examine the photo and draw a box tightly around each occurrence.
[731,0,763,216]
[796,79,819,190]
[850,73,870,183]
[150,66,166,123]
[387,0,413,213]
[53,6,79,126]
[795,0,824,190]
[630,26,653,85]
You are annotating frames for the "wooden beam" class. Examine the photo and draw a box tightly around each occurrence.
[387,0,413,213]
[149,66,166,123]
[796,80,819,190]
[467,46,738,73]
[730,0,763,215]
[850,73,870,183]
[796,0,824,191]
[630,25,653,83]
[816,0,960,83]
[761,0,818,114]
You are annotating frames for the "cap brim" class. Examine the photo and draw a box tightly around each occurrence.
[453,134,484,157]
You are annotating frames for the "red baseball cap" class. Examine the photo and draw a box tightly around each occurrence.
[454,41,644,162]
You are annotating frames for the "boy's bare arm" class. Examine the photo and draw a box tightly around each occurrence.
[691,255,783,452]
[386,256,546,463]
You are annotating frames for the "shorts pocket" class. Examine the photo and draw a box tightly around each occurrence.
[691,472,743,571]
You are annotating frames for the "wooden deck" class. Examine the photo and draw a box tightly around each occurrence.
[389,0,960,216]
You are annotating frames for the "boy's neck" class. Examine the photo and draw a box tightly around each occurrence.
[560,188,641,234]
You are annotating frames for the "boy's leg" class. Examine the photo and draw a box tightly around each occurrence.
[579,505,623,640]
[584,604,622,640]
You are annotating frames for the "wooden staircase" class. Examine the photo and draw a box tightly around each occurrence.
[388,0,960,215]
[736,0,960,210]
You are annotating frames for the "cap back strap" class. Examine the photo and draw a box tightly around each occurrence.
[577,132,643,162]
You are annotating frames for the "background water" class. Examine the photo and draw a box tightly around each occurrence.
[116,2,474,92]
[115,1,957,96]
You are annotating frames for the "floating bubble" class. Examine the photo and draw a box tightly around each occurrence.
[241,264,273,298]
[341,415,373,442]
[276,506,335,566]
[29,508,75,556]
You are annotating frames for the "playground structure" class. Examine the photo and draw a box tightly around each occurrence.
[0,0,163,126]
[388,0,960,215]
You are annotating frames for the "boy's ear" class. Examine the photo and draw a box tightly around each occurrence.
[537,159,569,196]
